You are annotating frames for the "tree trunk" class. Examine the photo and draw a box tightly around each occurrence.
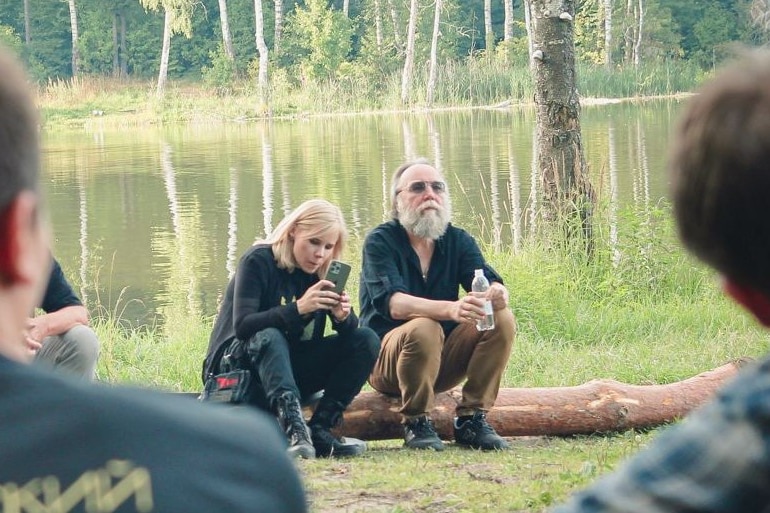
[218,0,235,61]
[374,0,383,51]
[23,0,31,44]
[388,0,402,49]
[254,0,270,109]
[274,0,284,53]
[634,0,643,68]
[68,0,79,77]
[112,13,119,76]
[503,0,514,41]
[120,13,128,77]
[400,0,418,104]
[523,0,534,61]
[335,361,746,440]
[426,0,442,107]
[623,0,634,65]
[485,0,494,53]
[530,0,594,237]
[604,0,612,68]
[343,0,350,17]
[157,8,172,97]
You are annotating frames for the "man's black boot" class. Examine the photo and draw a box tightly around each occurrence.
[275,391,316,459]
[308,399,366,458]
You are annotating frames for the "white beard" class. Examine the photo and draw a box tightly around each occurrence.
[399,198,451,240]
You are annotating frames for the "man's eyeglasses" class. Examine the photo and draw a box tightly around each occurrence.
[397,181,447,195]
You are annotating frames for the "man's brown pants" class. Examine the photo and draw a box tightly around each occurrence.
[368,308,516,419]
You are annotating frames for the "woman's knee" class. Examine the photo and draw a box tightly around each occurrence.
[244,328,289,358]
[350,327,381,361]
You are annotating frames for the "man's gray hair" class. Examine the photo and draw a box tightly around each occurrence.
[389,158,446,219]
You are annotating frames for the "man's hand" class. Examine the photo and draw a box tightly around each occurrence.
[486,282,509,311]
[451,294,488,324]
[24,316,46,357]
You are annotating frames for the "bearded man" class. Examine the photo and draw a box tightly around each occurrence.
[359,158,516,451]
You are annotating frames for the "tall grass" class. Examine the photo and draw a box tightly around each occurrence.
[37,59,707,128]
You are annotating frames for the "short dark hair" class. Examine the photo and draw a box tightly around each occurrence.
[0,46,39,216]
[670,48,770,296]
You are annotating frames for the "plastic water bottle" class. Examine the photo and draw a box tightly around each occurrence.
[472,269,495,331]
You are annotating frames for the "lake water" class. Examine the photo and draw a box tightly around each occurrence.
[42,99,687,326]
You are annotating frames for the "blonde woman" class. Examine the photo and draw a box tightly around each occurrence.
[202,199,379,459]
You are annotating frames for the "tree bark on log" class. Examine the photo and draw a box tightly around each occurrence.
[337,360,747,441]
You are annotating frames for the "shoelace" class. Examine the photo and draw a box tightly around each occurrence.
[467,414,495,434]
[410,418,437,437]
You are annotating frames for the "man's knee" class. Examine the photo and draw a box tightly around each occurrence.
[490,308,516,353]
[64,324,100,362]
[401,318,444,354]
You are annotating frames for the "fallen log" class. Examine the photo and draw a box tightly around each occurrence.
[337,359,748,441]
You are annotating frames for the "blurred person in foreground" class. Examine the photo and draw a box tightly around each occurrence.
[0,44,306,513]
[553,48,770,513]
[359,159,516,451]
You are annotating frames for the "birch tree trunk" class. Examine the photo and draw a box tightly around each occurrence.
[426,0,442,107]
[112,14,119,76]
[120,13,127,76]
[634,0,643,68]
[530,0,594,236]
[218,0,235,61]
[254,0,270,109]
[524,0,534,61]
[485,0,494,53]
[504,0,514,41]
[23,0,31,44]
[604,0,612,68]
[343,0,350,17]
[388,0,402,49]
[751,0,770,34]
[623,0,634,64]
[157,8,172,96]
[401,0,418,104]
[68,0,80,77]
[374,0,383,51]
[274,0,284,53]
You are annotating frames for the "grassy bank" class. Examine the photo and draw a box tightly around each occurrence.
[91,202,767,512]
[38,59,707,129]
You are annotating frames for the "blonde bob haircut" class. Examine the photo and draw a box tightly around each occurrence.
[261,199,348,278]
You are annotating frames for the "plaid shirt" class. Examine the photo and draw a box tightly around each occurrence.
[553,355,770,513]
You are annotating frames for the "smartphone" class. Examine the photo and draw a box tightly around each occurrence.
[325,260,351,294]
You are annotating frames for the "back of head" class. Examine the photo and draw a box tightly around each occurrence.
[669,48,770,296]
[0,46,39,215]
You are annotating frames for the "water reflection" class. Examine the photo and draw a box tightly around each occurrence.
[42,103,682,327]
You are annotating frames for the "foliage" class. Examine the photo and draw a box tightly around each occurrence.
[278,0,355,82]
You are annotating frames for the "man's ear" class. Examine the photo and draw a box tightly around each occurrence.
[724,278,770,327]
[0,192,41,285]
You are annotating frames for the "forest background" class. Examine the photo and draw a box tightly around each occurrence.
[4,0,770,121]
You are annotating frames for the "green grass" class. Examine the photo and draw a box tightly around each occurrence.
[37,59,707,129]
[90,202,768,512]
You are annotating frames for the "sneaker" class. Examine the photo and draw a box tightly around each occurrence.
[311,425,367,458]
[454,411,510,450]
[403,415,444,451]
[276,392,316,459]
